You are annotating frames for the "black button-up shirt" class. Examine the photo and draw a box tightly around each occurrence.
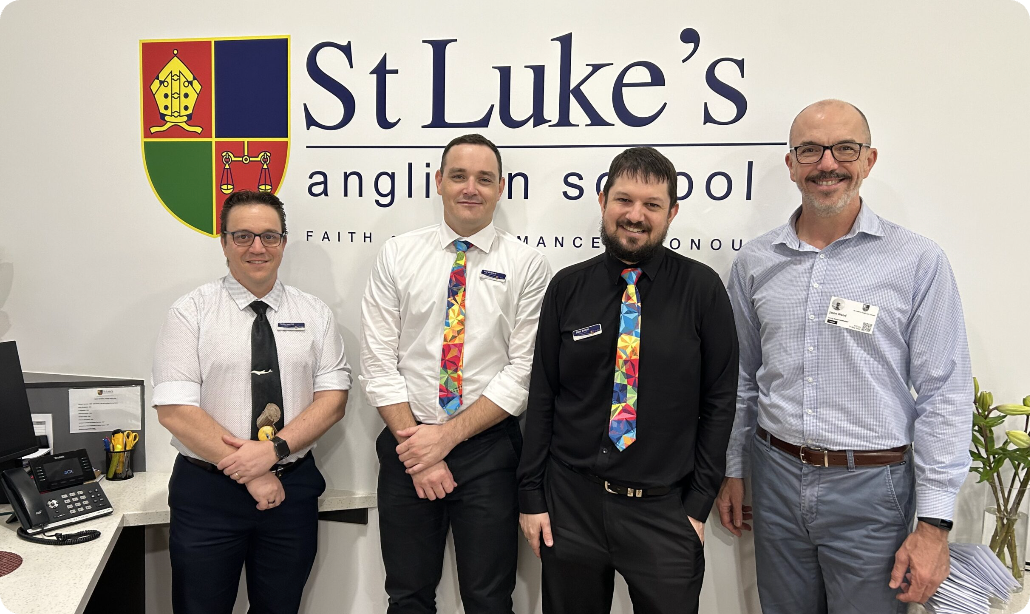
[517,247,739,521]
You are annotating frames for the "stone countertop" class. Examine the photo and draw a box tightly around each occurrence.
[0,472,375,614]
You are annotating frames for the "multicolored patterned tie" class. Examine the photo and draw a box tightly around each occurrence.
[439,239,471,414]
[610,267,642,450]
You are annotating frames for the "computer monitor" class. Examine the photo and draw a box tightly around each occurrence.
[0,341,39,483]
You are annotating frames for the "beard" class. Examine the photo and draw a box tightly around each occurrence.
[800,171,861,217]
[599,218,669,264]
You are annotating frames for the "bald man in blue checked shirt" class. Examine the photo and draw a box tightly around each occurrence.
[715,99,972,614]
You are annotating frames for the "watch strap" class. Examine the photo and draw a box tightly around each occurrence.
[918,517,954,531]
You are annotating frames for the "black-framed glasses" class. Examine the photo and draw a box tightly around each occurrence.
[792,142,870,164]
[223,230,287,247]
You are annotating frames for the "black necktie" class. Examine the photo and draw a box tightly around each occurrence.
[250,301,284,440]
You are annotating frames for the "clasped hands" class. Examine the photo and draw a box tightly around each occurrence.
[217,434,284,510]
[396,424,460,500]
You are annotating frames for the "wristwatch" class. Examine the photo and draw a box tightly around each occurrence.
[918,517,954,531]
[271,436,291,462]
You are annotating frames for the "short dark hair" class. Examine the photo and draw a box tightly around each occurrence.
[440,134,502,177]
[220,190,287,237]
[601,147,678,209]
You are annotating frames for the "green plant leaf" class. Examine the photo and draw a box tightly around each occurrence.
[987,416,1008,428]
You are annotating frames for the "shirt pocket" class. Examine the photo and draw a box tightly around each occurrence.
[273,328,317,374]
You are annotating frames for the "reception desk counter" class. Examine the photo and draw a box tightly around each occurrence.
[0,472,375,614]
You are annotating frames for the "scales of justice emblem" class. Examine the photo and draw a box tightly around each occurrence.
[140,37,290,237]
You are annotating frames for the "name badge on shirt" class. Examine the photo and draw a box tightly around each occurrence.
[481,270,506,282]
[573,324,602,340]
[277,322,306,331]
[824,297,879,334]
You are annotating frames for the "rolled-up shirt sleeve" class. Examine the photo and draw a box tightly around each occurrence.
[481,253,552,416]
[314,306,352,392]
[152,296,203,407]
[359,241,410,407]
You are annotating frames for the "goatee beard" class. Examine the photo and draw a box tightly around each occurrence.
[599,220,667,263]
[802,173,858,218]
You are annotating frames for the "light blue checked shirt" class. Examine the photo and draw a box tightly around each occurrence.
[725,202,972,519]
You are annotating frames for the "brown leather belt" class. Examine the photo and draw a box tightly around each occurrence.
[757,427,908,467]
[182,453,308,477]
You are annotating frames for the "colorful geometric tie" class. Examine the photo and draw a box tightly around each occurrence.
[610,268,641,450]
[439,239,471,415]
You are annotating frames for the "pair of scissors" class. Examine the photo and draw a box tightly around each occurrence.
[123,431,139,450]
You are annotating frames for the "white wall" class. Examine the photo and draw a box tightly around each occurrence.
[1,0,1029,612]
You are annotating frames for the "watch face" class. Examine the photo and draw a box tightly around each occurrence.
[273,437,290,460]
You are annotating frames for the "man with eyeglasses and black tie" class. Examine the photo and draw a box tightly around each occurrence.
[152,190,351,614]
[715,99,972,613]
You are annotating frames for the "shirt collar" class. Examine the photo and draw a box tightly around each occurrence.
[223,275,284,312]
[772,199,884,251]
[604,245,666,284]
[438,221,496,254]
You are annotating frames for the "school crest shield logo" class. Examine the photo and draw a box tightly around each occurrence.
[140,36,290,236]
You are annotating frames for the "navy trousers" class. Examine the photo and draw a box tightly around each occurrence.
[168,453,326,614]
[376,417,522,614]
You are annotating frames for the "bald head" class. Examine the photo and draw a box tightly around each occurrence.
[789,100,871,147]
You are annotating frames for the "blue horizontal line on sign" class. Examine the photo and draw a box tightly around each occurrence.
[306,142,787,150]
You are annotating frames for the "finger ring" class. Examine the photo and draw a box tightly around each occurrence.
[233,472,241,480]
[267,500,275,504]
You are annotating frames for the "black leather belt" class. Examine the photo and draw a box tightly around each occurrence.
[182,453,308,477]
[557,458,673,498]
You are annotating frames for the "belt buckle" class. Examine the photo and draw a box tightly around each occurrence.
[798,445,829,467]
[604,481,643,497]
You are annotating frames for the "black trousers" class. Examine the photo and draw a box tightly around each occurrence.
[376,417,522,614]
[541,458,705,614]
[168,453,326,614]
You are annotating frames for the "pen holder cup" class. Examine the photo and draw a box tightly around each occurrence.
[105,450,134,480]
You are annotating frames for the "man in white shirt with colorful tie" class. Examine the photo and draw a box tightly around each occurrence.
[359,134,551,614]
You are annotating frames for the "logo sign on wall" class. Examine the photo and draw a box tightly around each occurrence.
[140,36,290,236]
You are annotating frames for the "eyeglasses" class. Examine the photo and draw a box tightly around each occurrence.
[791,142,870,164]
[223,230,286,247]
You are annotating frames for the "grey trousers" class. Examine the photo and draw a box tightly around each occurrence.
[751,432,915,614]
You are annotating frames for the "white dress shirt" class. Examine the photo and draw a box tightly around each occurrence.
[152,275,352,462]
[359,222,552,424]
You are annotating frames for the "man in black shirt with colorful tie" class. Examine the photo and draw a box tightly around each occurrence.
[516,147,739,614]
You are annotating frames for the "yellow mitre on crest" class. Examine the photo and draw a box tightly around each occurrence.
[149,49,203,134]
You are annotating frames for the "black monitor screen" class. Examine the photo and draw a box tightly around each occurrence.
[0,341,39,463]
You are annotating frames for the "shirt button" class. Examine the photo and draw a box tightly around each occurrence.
[806,377,814,383]
[808,346,815,352]
[808,314,815,320]
[813,282,820,288]
[806,409,814,415]
[602,449,608,454]
[819,254,826,259]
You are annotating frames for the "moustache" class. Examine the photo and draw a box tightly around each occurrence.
[618,221,652,233]
[808,171,851,182]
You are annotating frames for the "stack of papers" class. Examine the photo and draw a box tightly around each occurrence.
[924,543,1023,614]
